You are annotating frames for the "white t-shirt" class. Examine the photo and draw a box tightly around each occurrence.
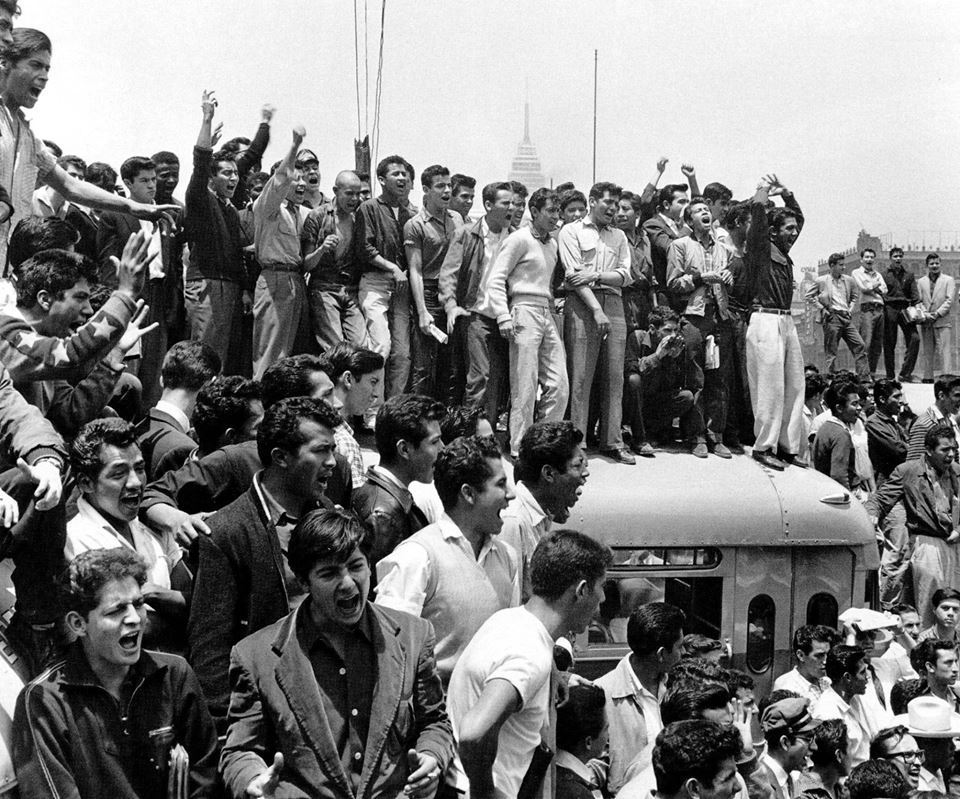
[447,606,554,798]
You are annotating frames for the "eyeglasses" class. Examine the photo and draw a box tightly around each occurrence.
[884,750,925,764]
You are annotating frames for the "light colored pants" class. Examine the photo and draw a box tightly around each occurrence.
[253,269,311,379]
[359,271,411,399]
[911,534,960,628]
[508,304,568,456]
[309,283,367,353]
[746,311,804,454]
[921,324,953,380]
[184,277,242,374]
[878,501,911,610]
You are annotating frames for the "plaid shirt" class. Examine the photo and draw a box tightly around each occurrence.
[335,421,366,487]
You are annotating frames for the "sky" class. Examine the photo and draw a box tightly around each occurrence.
[17,0,960,270]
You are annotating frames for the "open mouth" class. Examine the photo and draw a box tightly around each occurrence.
[335,593,362,615]
[28,87,42,100]
[118,631,140,652]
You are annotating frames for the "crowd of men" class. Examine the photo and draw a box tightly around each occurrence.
[0,7,958,799]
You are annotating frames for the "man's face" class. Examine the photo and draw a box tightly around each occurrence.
[3,50,51,110]
[657,319,681,342]
[928,257,942,277]
[210,160,239,200]
[449,185,475,219]
[45,278,94,335]
[880,388,904,417]
[334,177,363,214]
[900,611,922,642]
[891,251,904,268]
[709,196,732,226]
[544,444,589,524]
[299,160,321,191]
[532,199,560,236]
[934,600,960,630]
[836,391,863,425]
[302,546,370,628]
[64,162,85,183]
[615,199,637,232]
[662,190,689,222]
[927,436,957,473]
[798,639,830,680]
[73,576,146,672]
[884,733,922,788]
[773,217,801,254]
[247,177,266,203]
[280,420,337,501]
[124,169,157,205]
[861,251,876,269]
[485,190,513,229]
[424,173,452,214]
[847,659,869,695]
[662,633,684,672]
[510,193,527,227]
[0,9,13,49]
[697,757,741,799]
[154,162,179,201]
[344,370,381,417]
[829,261,843,279]
[471,457,514,538]
[783,732,814,772]
[307,370,335,403]
[928,647,959,688]
[406,419,444,484]
[80,443,146,524]
[378,162,407,200]
[940,386,960,416]
[286,169,307,205]
[589,191,619,228]
[562,200,586,224]
[687,201,712,234]
[359,180,372,202]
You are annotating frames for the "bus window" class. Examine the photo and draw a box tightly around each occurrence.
[747,595,775,673]
[609,547,722,570]
[591,573,723,645]
[807,593,838,628]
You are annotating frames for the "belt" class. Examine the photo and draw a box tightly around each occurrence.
[860,302,883,310]
[260,263,302,273]
[751,306,790,315]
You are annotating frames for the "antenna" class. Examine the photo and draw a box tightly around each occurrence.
[592,49,598,184]
[523,79,530,143]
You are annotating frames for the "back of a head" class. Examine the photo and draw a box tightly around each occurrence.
[825,644,865,684]
[439,405,489,445]
[680,633,725,662]
[191,376,261,453]
[810,718,847,769]
[660,680,731,725]
[85,161,118,192]
[529,529,611,602]
[160,340,221,392]
[627,602,686,659]
[515,421,583,484]
[14,248,95,308]
[318,342,384,384]
[556,682,606,753]
[260,354,326,409]
[652,720,741,797]
[8,216,80,270]
[889,678,925,715]
[846,759,909,799]
[374,393,445,463]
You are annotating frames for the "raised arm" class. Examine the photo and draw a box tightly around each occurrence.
[235,104,274,175]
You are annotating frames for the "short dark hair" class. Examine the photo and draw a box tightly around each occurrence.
[8,218,79,269]
[657,183,688,211]
[554,182,575,195]
[434,435,502,512]
[666,659,729,690]
[652,720,741,796]
[61,547,146,618]
[824,644,866,684]
[288,508,368,581]
[70,418,139,482]
[893,602,918,617]
[510,181,528,198]
[451,174,476,193]
[528,187,557,215]
[767,206,801,232]
[14,249,97,307]
[192,376,261,453]
[209,150,236,176]
[256,397,340,467]
[889,678,925,715]
[558,189,587,212]
[619,190,643,213]
[376,154,407,179]
[374,394,446,464]
[933,374,960,401]
[556,682,606,752]
[1,28,50,63]
[649,307,680,328]
[151,151,179,166]
[845,759,909,799]
[805,373,826,401]
[721,201,752,230]
[120,156,156,183]
[870,725,910,760]
[828,252,844,266]
[926,253,941,265]
[514,421,584,484]
[318,343,384,383]
[439,405,490,445]
[627,602,686,658]
[246,171,269,189]
[588,182,622,202]
[85,162,118,191]
[793,624,839,655]
[726,668,754,694]
[683,195,710,224]
[890,246,904,257]
[261,354,327,409]
[529,530,612,601]
[481,181,512,206]
[909,638,958,675]
[420,164,449,190]
[660,681,731,725]
[825,380,860,415]
[58,154,87,174]
[702,182,732,203]
[0,2,20,20]
[924,422,956,452]
[860,248,876,258]
[932,587,960,608]
[159,341,221,391]
[681,634,724,660]
[874,378,902,406]
[810,718,848,769]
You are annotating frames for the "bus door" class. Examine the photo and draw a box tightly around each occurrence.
[792,547,857,631]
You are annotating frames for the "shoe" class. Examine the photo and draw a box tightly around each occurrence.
[692,442,708,458]
[601,447,636,464]
[777,451,808,469]
[899,374,921,383]
[922,378,934,384]
[630,441,656,458]
[752,449,785,471]
[712,443,733,459]
[723,438,745,455]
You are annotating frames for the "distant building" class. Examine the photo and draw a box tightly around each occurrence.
[507,101,546,192]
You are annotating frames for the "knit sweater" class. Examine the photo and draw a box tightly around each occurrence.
[487,226,558,324]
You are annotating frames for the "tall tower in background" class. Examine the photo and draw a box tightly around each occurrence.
[508,100,546,191]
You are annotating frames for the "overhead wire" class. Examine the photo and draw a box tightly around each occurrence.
[352,0,361,139]
[371,0,386,171]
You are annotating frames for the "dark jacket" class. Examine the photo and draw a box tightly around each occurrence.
[135,407,196,482]
[187,485,333,731]
[866,410,908,483]
[868,455,959,539]
[301,202,359,286]
[883,265,920,309]
[642,214,688,302]
[556,765,598,799]
[351,466,429,569]
[220,601,455,799]
[13,643,219,799]
[0,362,65,468]
[438,216,485,313]
[354,196,412,276]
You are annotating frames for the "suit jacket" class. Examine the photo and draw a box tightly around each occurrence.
[918,273,956,329]
[135,407,196,481]
[438,217,485,313]
[867,455,959,540]
[641,214,690,303]
[352,466,429,569]
[220,602,455,799]
[807,273,857,316]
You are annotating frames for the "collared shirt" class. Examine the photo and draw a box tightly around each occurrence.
[558,217,632,297]
[852,266,887,305]
[32,185,71,219]
[884,265,919,307]
[919,767,946,793]
[919,625,959,645]
[762,753,794,799]
[499,481,553,602]
[555,750,603,799]
[403,207,460,281]
[253,169,309,267]
[252,471,306,605]
[153,399,190,435]
[658,213,681,237]
[334,420,366,487]
[796,770,846,799]
[773,666,830,704]
[301,202,357,285]
[472,217,512,317]
[812,688,870,767]
[665,232,731,317]
[743,200,796,310]
[296,600,376,793]
[828,276,852,312]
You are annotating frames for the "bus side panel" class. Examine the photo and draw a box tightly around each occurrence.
[791,547,856,631]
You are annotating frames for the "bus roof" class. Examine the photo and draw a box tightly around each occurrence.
[565,452,878,558]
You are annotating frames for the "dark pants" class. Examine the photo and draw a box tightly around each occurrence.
[682,310,731,442]
[411,281,456,403]
[884,305,920,378]
[625,373,700,443]
[823,311,868,375]
[465,313,508,421]
[726,310,754,445]
[857,304,885,374]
